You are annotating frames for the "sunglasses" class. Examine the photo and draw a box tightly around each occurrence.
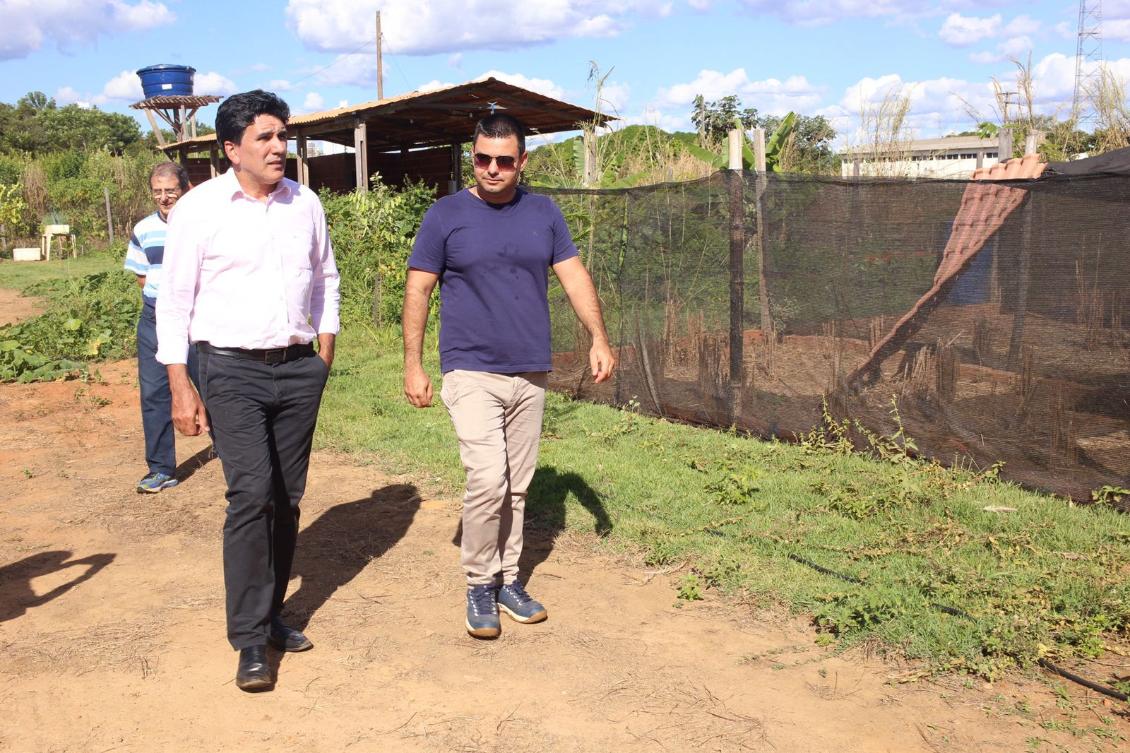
[151,188,182,198]
[472,153,518,170]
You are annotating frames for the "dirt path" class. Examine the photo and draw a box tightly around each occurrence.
[0,304,1126,752]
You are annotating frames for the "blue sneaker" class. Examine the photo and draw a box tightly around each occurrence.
[137,472,178,494]
[465,584,501,639]
[498,581,547,624]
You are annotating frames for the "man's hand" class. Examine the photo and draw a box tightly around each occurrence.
[167,364,209,436]
[589,339,616,383]
[403,364,433,408]
[317,332,336,370]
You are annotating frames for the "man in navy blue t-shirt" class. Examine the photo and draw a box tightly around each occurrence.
[404,113,615,639]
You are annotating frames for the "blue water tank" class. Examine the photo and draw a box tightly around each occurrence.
[136,65,196,99]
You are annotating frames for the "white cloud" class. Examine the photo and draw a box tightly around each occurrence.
[448,52,463,70]
[100,70,144,102]
[111,0,173,28]
[475,70,566,100]
[655,68,823,116]
[296,91,325,114]
[1108,20,1130,43]
[598,82,631,114]
[194,72,238,97]
[688,0,713,10]
[1004,15,1040,36]
[939,14,1001,46]
[269,80,294,92]
[285,0,670,55]
[53,86,97,108]
[0,0,175,60]
[737,0,972,26]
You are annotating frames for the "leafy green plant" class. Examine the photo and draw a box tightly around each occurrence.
[677,573,704,601]
[0,263,138,381]
[320,178,434,327]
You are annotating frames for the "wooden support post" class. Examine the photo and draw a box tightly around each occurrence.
[449,142,462,194]
[209,143,220,178]
[751,127,767,173]
[1006,200,1034,369]
[144,109,166,147]
[103,186,114,244]
[727,128,745,424]
[750,128,771,341]
[296,133,309,187]
[583,130,598,188]
[353,119,369,192]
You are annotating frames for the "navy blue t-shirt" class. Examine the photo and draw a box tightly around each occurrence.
[408,188,578,374]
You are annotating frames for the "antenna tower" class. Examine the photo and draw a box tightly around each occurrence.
[1072,0,1103,124]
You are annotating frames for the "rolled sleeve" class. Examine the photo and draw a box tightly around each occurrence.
[309,204,340,335]
[155,204,200,365]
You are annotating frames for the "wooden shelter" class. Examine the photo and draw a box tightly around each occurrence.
[160,77,607,194]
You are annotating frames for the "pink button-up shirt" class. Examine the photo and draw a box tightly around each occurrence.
[156,169,340,365]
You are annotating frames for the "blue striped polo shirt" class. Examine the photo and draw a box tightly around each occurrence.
[124,211,168,306]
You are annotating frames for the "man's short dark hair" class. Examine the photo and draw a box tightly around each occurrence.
[473,113,526,154]
[215,90,290,147]
[149,161,190,192]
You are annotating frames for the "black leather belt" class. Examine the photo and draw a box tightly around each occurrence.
[198,341,315,364]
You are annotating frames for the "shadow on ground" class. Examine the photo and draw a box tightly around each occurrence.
[0,551,116,623]
[284,483,421,628]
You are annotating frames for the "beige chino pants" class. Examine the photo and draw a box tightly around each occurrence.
[440,369,547,587]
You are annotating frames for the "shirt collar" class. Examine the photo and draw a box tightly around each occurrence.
[222,167,293,201]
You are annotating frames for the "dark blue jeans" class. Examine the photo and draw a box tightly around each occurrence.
[137,304,198,476]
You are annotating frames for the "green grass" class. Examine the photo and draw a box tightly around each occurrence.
[0,252,121,289]
[318,328,1130,680]
[2,257,1126,682]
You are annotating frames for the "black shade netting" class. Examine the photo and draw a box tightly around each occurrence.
[536,170,1130,501]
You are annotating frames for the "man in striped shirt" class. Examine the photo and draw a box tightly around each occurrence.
[124,161,197,493]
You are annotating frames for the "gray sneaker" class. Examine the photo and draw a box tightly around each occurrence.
[465,584,501,639]
[497,581,547,624]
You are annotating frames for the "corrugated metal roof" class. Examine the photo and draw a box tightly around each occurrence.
[162,77,606,153]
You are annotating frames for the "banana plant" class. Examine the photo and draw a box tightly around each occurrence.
[684,112,797,172]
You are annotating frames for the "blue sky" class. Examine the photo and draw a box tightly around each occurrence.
[2,0,1129,148]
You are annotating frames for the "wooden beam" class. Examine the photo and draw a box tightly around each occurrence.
[449,142,463,194]
[354,119,369,192]
[209,143,220,178]
[144,109,166,147]
[296,133,309,187]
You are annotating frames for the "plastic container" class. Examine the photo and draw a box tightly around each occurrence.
[136,65,196,99]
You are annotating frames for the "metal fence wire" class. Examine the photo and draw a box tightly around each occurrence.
[537,171,1130,501]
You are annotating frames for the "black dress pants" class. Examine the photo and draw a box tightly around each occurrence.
[197,346,329,649]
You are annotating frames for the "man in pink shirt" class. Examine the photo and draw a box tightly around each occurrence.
[156,90,340,692]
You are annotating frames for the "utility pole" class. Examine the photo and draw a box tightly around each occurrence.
[376,11,384,100]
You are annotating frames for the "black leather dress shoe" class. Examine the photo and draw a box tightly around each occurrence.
[235,645,272,692]
[268,617,313,652]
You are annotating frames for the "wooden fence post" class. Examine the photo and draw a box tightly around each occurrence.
[727,128,745,424]
[103,186,114,244]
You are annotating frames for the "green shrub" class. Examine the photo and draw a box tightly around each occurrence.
[320,179,434,327]
[0,257,139,381]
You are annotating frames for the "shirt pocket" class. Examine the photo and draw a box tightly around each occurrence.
[279,228,316,307]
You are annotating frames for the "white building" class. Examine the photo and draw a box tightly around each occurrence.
[840,136,1002,179]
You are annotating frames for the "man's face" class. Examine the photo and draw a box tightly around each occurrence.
[471,134,526,203]
[150,173,182,219]
[225,113,288,192]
